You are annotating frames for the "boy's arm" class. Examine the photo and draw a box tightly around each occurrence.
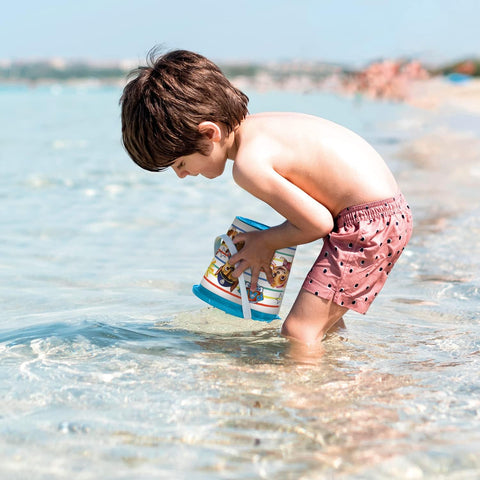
[229,162,334,288]
[233,162,334,248]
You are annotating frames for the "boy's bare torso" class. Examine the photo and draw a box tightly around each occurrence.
[233,112,398,218]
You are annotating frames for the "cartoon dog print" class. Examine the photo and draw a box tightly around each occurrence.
[270,258,292,289]
[226,228,244,253]
[215,228,245,292]
[216,262,238,292]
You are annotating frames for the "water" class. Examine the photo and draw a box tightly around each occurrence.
[1,83,479,479]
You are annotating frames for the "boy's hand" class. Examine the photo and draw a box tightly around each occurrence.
[228,230,275,292]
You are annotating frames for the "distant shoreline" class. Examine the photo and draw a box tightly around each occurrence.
[1,57,478,84]
[2,58,479,116]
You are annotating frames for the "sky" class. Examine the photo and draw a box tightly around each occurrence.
[2,0,479,66]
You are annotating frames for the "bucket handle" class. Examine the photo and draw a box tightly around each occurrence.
[214,234,251,320]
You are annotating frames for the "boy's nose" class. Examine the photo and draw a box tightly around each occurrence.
[174,168,189,179]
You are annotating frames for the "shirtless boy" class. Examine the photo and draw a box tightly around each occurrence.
[120,49,413,345]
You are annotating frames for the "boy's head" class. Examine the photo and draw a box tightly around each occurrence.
[120,49,249,172]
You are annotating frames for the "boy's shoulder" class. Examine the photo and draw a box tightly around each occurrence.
[239,112,332,146]
[236,113,295,150]
[234,120,279,168]
[235,112,322,161]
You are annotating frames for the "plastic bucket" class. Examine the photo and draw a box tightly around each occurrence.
[192,216,296,322]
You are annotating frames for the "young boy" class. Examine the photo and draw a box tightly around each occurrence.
[120,49,413,345]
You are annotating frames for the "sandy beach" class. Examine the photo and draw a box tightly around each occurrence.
[336,58,480,116]
[408,77,480,115]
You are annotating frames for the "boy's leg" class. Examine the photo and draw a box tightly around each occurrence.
[281,290,348,344]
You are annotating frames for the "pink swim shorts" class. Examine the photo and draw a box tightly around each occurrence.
[302,193,413,314]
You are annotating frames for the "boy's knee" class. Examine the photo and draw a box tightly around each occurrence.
[281,296,347,345]
[281,317,324,345]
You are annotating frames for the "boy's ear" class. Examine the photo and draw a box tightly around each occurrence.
[198,121,222,142]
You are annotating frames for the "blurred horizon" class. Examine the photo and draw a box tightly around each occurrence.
[1,54,478,69]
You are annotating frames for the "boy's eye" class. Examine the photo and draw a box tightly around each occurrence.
[178,161,185,169]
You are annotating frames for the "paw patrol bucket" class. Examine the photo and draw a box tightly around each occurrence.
[192,216,296,322]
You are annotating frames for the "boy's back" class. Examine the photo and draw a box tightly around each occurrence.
[232,112,399,218]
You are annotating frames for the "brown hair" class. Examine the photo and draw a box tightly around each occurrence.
[120,49,249,172]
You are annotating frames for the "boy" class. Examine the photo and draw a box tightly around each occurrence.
[120,49,413,345]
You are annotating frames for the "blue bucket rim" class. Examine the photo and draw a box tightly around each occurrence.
[192,284,278,322]
[235,216,269,231]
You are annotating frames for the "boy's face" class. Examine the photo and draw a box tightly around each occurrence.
[171,150,227,179]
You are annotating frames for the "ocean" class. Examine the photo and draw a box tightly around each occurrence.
[1,82,479,479]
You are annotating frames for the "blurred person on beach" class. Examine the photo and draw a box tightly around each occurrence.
[120,49,413,345]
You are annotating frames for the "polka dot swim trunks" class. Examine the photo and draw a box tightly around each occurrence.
[302,192,413,314]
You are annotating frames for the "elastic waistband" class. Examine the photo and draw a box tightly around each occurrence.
[337,192,410,225]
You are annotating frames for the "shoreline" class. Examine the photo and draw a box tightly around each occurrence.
[406,77,480,116]
[2,74,480,118]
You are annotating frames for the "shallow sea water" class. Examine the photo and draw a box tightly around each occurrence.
[1,83,479,479]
